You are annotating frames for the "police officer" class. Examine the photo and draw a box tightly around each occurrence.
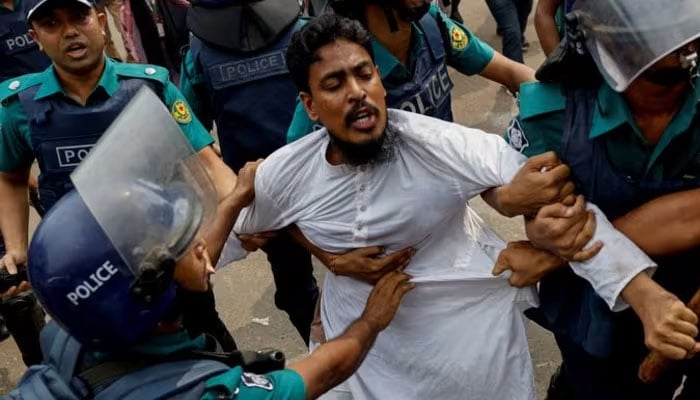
[502,1,700,398]
[4,90,414,399]
[286,0,535,143]
[180,0,319,343]
[0,0,239,356]
[0,0,52,366]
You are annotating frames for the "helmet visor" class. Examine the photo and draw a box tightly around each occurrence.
[574,0,700,91]
[71,87,217,273]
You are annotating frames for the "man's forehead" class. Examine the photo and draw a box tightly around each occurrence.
[315,40,373,67]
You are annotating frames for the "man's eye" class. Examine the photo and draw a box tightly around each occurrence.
[38,18,58,27]
[322,81,341,91]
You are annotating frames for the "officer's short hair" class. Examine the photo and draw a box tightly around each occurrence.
[286,14,374,93]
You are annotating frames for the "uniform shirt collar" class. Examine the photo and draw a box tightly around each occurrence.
[33,57,119,101]
[590,77,700,141]
[371,23,423,82]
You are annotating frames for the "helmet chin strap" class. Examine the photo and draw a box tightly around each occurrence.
[680,44,699,87]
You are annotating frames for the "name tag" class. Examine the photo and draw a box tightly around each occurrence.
[209,50,288,89]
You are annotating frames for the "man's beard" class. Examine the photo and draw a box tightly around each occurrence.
[328,124,400,167]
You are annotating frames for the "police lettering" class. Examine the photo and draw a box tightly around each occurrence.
[56,144,95,167]
[399,64,454,115]
[5,33,35,51]
[66,261,119,306]
[212,51,288,87]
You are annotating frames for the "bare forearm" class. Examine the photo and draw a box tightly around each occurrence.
[0,171,30,254]
[535,5,562,56]
[481,186,519,217]
[290,318,379,400]
[205,194,246,266]
[197,146,236,200]
[613,188,700,257]
[288,225,331,265]
[479,52,536,94]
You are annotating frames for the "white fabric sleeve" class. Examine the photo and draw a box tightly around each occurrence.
[417,122,527,199]
[233,162,292,234]
[569,204,657,311]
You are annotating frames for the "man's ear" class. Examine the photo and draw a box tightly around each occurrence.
[96,10,107,34]
[300,91,319,122]
[28,29,43,52]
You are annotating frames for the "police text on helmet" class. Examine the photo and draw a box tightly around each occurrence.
[66,261,119,306]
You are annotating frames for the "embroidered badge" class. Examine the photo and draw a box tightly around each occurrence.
[450,26,468,51]
[171,100,192,124]
[241,372,274,391]
[506,119,529,153]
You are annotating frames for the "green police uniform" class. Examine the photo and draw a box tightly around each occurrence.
[105,329,307,399]
[508,80,700,179]
[286,3,495,143]
[0,57,213,172]
[506,78,700,399]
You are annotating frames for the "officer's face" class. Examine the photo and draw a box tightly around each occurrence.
[174,239,215,292]
[300,40,388,152]
[29,5,107,76]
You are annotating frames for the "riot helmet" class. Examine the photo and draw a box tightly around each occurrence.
[28,88,217,350]
[188,0,302,52]
[572,0,700,91]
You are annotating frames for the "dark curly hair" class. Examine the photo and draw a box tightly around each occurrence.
[286,14,375,93]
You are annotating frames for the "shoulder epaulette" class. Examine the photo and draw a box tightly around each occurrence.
[114,63,170,85]
[519,81,566,120]
[0,73,43,104]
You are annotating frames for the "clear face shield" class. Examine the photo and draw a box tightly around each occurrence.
[573,0,700,91]
[71,88,217,283]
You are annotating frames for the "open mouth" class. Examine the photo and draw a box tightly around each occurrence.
[65,42,88,58]
[347,107,378,132]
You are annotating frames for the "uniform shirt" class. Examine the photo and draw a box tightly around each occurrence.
[285,3,496,143]
[0,57,213,171]
[231,109,655,399]
[94,329,307,400]
[509,80,700,181]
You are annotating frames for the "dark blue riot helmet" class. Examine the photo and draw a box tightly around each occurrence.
[27,88,217,350]
[187,0,302,52]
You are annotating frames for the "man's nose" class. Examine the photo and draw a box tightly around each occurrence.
[347,77,366,101]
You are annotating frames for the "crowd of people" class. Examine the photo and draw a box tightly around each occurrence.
[0,0,699,399]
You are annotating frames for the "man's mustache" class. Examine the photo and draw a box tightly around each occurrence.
[344,100,380,127]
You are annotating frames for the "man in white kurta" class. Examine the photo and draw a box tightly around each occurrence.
[234,108,656,399]
[229,14,665,400]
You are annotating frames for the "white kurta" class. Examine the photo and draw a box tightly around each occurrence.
[234,110,655,399]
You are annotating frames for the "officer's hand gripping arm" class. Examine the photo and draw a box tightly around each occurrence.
[288,226,415,284]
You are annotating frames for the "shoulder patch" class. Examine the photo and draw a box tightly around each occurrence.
[0,73,43,104]
[241,372,274,391]
[506,119,529,153]
[450,26,468,50]
[171,100,192,124]
[114,63,169,84]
